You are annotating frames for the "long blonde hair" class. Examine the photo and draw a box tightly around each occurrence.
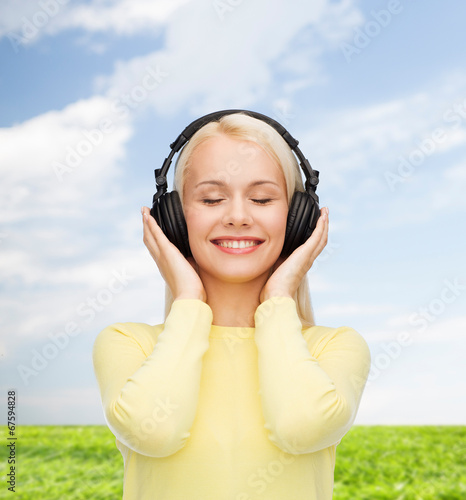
[163,113,315,327]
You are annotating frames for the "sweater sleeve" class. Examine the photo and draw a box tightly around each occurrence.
[92,299,213,458]
[253,296,371,455]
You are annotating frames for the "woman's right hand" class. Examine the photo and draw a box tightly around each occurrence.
[141,206,206,302]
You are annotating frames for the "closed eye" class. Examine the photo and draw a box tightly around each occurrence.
[201,198,274,205]
[201,199,224,205]
[252,199,273,204]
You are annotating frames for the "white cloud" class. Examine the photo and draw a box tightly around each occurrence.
[362,315,466,345]
[15,387,104,424]
[444,163,466,182]
[0,244,148,289]
[288,72,466,235]
[93,0,364,116]
[2,0,367,120]
[0,0,49,38]
[0,0,364,63]
[0,251,167,368]
[319,302,395,317]
[314,0,364,47]
[357,382,466,425]
[0,94,137,359]
[356,330,466,425]
[53,0,191,35]
[432,161,466,211]
[0,0,190,46]
[0,95,133,223]
[299,74,466,186]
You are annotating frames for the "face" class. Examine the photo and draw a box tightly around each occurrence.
[182,134,288,286]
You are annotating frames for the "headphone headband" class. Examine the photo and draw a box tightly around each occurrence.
[152,109,319,205]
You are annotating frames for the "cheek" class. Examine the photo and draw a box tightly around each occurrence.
[184,207,212,250]
[265,207,288,240]
[185,209,203,236]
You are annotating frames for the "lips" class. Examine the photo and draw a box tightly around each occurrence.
[210,237,265,253]
[211,237,264,246]
[213,240,261,249]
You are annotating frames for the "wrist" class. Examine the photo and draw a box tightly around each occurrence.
[260,291,293,303]
[174,291,206,302]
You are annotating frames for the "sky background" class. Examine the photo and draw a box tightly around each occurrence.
[1,0,465,426]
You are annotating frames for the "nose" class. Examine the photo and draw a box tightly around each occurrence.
[221,195,253,228]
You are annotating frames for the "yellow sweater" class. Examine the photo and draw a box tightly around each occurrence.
[93,296,371,500]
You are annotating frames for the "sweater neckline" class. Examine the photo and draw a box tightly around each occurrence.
[209,324,255,339]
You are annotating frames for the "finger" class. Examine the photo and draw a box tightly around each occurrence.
[142,206,170,246]
[318,207,329,246]
[313,207,329,244]
[284,208,327,265]
[142,207,161,258]
[143,206,179,249]
[311,208,329,258]
[303,208,329,262]
[142,206,163,236]
[302,207,328,250]
[142,206,184,261]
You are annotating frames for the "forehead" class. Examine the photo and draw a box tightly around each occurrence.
[185,135,285,188]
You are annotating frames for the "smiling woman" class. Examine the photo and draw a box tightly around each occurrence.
[92,110,371,500]
[179,133,289,325]
[168,111,321,326]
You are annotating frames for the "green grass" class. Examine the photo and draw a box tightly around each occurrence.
[1,426,465,499]
[334,426,466,500]
[1,426,123,500]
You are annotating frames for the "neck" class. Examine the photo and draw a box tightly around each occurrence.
[200,270,272,328]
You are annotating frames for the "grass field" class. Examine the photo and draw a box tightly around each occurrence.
[1,425,465,499]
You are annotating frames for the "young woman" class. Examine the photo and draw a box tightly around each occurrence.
[93,112,371,500]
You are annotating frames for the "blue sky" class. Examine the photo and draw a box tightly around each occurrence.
[1,0,465,426]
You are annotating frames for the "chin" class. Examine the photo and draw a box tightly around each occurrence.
[191,241,282,279]
[201,261,272,283]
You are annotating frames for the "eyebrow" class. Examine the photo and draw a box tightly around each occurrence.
[195,180,280,189]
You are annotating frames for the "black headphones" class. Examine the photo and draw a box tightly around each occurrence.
[150,109,320,258]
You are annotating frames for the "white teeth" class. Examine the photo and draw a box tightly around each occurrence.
[215,240,260,249]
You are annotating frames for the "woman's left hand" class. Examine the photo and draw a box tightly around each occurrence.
[259,207,329,303]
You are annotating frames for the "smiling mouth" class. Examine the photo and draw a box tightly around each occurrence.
[211,240,264,249]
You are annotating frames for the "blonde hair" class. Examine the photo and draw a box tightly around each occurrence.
[163,113,315,327]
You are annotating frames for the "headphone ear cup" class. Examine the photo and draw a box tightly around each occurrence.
[281,191,302,257]
[169,191,192,258]
[151,191,192,258]
[281,191,320,257]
